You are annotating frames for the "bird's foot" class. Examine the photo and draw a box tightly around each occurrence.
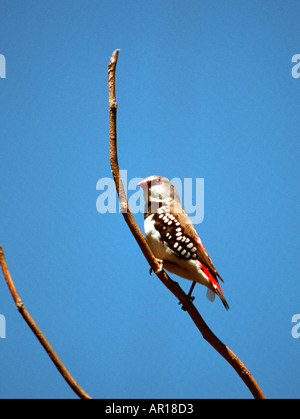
[180,281,197,311]
[180,295,195,311]
[149,259,164,276]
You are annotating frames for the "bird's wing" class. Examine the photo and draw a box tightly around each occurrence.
[152,205,229,310]
[174,208,224,283]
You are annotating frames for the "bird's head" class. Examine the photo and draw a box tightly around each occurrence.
[138,175,182,211]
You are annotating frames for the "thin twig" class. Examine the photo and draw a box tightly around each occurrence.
[108,49,266,400]
[0,246,92,400]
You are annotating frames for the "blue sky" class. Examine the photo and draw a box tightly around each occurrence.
[1,0,299,399]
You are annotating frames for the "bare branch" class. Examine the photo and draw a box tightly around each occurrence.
[108,49,266,400]
[0,246,92,400]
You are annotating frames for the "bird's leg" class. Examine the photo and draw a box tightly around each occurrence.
[149,259,164,276]
[180,281,196,311]
[187,280,196,299]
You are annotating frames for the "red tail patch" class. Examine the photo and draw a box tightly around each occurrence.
[199,262,223,295]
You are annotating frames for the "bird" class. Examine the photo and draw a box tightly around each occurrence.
[138,175,229,310]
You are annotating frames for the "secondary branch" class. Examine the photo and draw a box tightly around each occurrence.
[0,246,91,400]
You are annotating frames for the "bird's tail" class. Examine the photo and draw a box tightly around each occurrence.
[201,265,230,310]
[216,289,230,310]
[207,288,229,310]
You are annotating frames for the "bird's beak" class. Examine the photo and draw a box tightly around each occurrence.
[138,178,150,188]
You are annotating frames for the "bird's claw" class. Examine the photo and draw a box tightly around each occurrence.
[180,295,195,311]
[149,260,164,276]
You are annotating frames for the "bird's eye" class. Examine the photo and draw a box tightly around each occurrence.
[155,178,162,185]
